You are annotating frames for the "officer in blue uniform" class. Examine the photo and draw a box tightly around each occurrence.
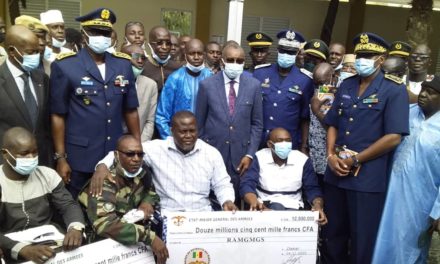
[302,39,330,78]
[253,29,313,152]
[50,8,140,198]
[246,31,272,73]
[320,33,409,264]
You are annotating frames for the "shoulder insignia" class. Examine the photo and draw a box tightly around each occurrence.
[254,63,271,70]
[112,51,131,60]
[56,51,76,60]
[300,68,313,79]
[384,73,404,84]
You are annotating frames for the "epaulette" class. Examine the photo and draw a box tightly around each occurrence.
[300,68,313,79]
[56,51,76,60]
[112,51,131,60]
[254,63,271,70]
[384,73,404,84]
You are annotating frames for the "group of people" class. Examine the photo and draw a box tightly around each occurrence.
[0,5,438,264]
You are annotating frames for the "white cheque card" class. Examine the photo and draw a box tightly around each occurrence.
[23,238,155,264]
[165,211,319,264]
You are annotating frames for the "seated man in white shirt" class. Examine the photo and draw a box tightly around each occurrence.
[91,111,237,212]
[240,127,327,225]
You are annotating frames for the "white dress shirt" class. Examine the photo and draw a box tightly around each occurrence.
[222,71,240,104]
[99,137,235,212]
[5,58,38,104]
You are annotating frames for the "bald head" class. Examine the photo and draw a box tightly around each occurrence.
[313,62,334,85]
[185,39,204,54]
[269,128,291,141]
[2,127,35,151]
[116,134,140,150]
[149,26,170,43]
[121,43,143,55]
[4,25,39,49]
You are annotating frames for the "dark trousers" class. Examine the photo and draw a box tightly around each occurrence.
[320,183,386,264]
[67,170,93,199]
[225,156,242,209]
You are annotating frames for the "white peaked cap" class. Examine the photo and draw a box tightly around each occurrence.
[40,10,64,25]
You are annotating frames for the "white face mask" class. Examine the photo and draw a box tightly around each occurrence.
[44,46,53,61]
[147,43,171,64]
[83,30,112,54]
[123,166,143,178]
[52,37,66,49]
[186,61,205,73]
[4,149,38,176]
[222,59,244,79]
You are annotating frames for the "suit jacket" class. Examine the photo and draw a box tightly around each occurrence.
[196,72,263,173]
[0,62,52,166]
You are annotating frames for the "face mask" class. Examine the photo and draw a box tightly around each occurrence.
[277,53,296,68]
[106,46,116,54]
[335,62,343,71]
[355,58,379,77]
[304,62,316,73]
[272,141,292,160]
[186,61,205,73]
[124,37,132,46]
[5,149,38,176]
[223,59,244,79]
[44,46,53,61]
[148,43,171,65]
[13,47,40,72]
[83,30,111,54]
[0,32,5,43]
[132,65,143,78]
[339,71,356,81]
[123,166,142,178]
[52,37,66,48]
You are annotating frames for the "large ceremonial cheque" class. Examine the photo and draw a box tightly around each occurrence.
[23,238,155,264]
[165,211,319,264]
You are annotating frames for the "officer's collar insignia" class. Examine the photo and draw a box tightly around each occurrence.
[115,75,129,87]
[261,78,270,88]
[300,68,313,79]
[384,73,403,84]
[56,51,76,60]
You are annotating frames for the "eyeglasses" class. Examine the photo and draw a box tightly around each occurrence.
[224,58,245,64]
[150,40,172,47]
[278,48,298,56]
[117,150,145,158]
[410,54,430,61]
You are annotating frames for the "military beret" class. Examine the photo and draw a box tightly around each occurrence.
[276,29,306,50]
[389,41,412,57]
[303,39,329,60]
[353,32,389,54]
[15,15,49,33]
[75,8,116,29]
[421,75,440,94]
[246,32,272,47]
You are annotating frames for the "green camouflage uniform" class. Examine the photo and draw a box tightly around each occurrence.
[78,163,159,245]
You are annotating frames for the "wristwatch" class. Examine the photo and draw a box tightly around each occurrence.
[351,155,361,168]
[69,225,84,232]
[53,152,67,161]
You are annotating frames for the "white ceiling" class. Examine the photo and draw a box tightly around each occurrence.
[337,0,440,10]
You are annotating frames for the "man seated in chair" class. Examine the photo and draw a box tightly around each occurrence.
[240,128,328,225]
[78,135,169,264]
[0,127,84,264]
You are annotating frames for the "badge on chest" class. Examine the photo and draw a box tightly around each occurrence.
[363,94,379,104]
[115,75,129,87]
[288,85,302,95]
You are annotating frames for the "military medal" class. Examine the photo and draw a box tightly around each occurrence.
[288,85,302,95]
[115,75,129,87]
[261,78,270,88]
[76,87,83,95]
[363,94,379,104]
[80,76,93,86]
[83,96,91,105]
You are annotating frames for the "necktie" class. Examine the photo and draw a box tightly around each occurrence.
[20,73,38,128]
[228,80,236,116]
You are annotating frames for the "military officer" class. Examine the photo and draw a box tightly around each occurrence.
[246,32,272,73]
[302,39,330,78]
[320,33,409,264]
[50,8,140,199]
[388,40,412,61]
[253,29,313,152]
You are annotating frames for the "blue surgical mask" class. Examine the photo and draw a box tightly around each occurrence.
[272,141,292,160]
[52,37,66,49]
[355,58,379,77]
[148,43,170,65]
[132,66,143,78]
[339,71,356,81]
[186,61,205,73]
[277,53,296,68]
[83,30,111,54]
[223,60,244,79]
[13,47,40,72]
[123,166,143,178]
[5,149,38,176]
[44,46,53,61]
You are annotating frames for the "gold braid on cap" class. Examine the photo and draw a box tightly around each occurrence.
[81,19,112,28]
[354,43,387,53]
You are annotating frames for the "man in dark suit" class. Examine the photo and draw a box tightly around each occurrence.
[0,25,52,166]
[196,42,263,206]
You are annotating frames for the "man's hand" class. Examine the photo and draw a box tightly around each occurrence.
[327,155,350,176]
[222,200,238,212]
[237,156,252,176]
[19,245,55,264]
[56,159,71,184]
[63,229,83,251]
[90,164,115,197]
[310,94,329,115]
[311,198,327,226]
[138,202,154,220]
[244,193,265,211]
[151,236,169,264]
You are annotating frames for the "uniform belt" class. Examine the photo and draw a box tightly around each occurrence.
[257,186,300,195]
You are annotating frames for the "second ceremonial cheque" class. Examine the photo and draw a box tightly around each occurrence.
[164,211,319,264]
